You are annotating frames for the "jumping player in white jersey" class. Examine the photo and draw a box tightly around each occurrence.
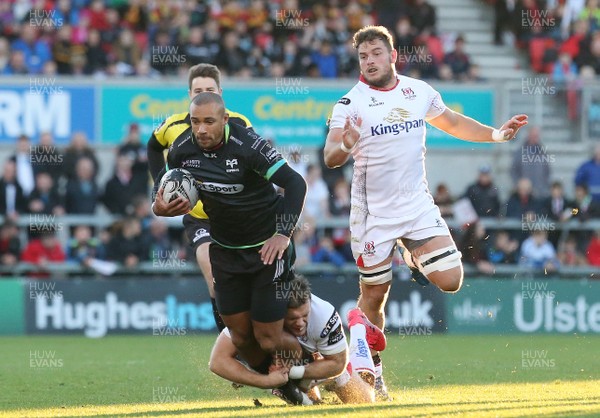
[324,25,528,399]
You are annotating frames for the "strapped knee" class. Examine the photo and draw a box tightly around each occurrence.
[359,262,393,285]
[417,246,462,276]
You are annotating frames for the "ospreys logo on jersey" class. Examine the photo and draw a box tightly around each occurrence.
[225,159,239,173]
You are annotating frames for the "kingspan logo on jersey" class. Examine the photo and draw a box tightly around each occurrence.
[197,181,244,194]
[370,108,424,136]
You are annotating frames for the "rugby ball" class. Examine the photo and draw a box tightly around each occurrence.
[158,168,199,207]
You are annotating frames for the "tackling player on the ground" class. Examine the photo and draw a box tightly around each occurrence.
[324,25,528,398]
[209,274,385,405]
[153,92,307,401]
[147,63,252,332]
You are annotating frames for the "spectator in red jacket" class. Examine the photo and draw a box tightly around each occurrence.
[587,230,600,266]
[560,19,589,60]
[21,232,66,277]
[86,0,109,31]
[21,232,66,264]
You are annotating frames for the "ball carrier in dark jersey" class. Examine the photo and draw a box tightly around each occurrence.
[147,64,253,333]
[153,93,307,386]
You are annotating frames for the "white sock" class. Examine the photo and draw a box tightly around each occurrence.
[333,369,351,388]
[349,324,375,377]
[374,360,383,378]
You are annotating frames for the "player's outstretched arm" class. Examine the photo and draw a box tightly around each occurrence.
[324,117,362,168]
[291,350,347,381]
[209,332,289,389]
[429,109,528,143]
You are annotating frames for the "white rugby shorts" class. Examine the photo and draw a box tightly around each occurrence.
[350,204,450,267]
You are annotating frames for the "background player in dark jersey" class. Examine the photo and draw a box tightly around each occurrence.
[147,63,252,332]
[153,92,307,387]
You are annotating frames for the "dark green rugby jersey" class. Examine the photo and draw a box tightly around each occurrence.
[165,123,288,248]
[150,109,253,219]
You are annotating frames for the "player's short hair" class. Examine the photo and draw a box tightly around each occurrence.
[188,63,221,90]
[190,92,225,115]
[352,25,394,52]
[287,273,311,309]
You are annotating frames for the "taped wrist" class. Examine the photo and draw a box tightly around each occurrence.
[289,365,306,380]
[340,141,354,153]
[492,128,506,142]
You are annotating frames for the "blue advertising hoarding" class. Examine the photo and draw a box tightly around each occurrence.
[101,86,189,143]
[0,84,95,144]
[223,86,339,145]
[100,85,340,145]
[100,84,494,147]
[0,81,496,146]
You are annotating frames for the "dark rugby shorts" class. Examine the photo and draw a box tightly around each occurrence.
[183,215,211,252]
[211,241,295,323]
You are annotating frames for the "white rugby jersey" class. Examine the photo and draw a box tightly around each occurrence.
[329,74,446,219]
[222,294,346,356]
[297,294,347,356]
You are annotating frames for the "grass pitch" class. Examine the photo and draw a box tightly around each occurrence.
[1,334,599,417]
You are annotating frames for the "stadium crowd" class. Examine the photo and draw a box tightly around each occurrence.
[1,128,600,276]
[490,0,600,119]
[5,0,600,84]
[0,0,484,81]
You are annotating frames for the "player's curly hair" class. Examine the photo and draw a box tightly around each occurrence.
[188,63,221,91]
[287,273,311,309]
[352,25,394,52]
